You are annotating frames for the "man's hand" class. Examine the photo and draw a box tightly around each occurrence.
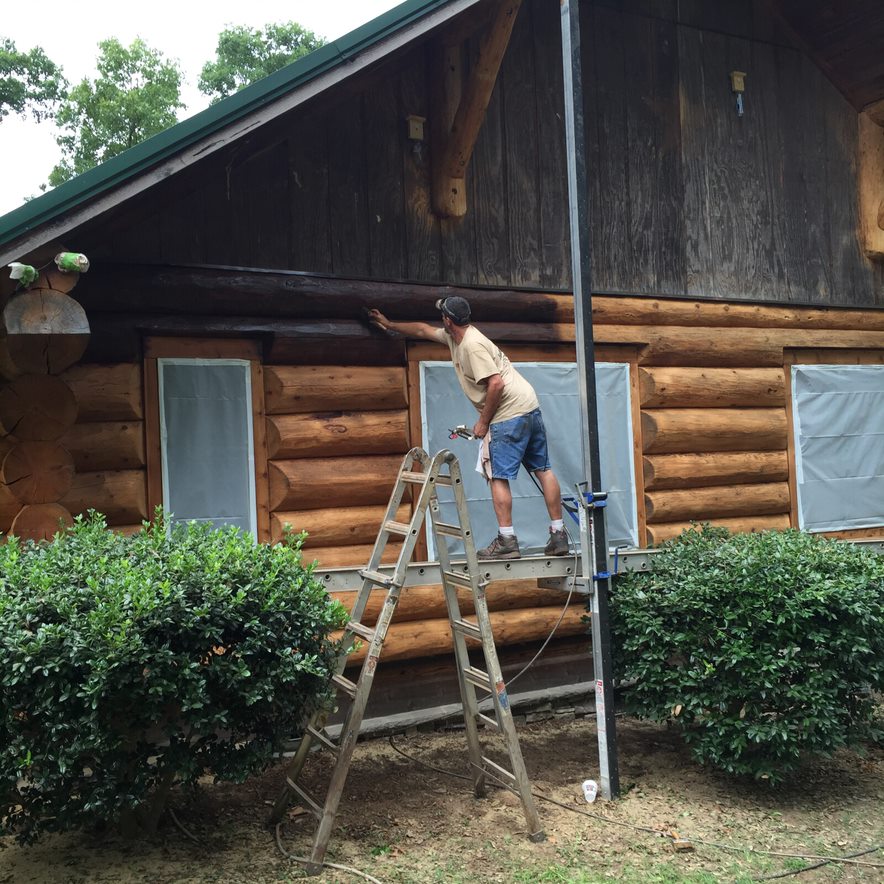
[472,419,489,439]
[367,308,389,331]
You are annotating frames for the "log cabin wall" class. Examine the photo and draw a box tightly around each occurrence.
[52,272,884,694]
[73,0,883,305]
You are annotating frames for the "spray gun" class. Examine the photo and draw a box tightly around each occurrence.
[448,425,476,441]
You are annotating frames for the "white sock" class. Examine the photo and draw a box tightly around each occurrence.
[498,525,515,536]
[550,520,564,532]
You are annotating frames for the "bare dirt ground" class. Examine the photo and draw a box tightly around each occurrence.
[2,715,883,883]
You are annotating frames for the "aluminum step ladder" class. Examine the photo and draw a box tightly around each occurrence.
[268,446,544,874]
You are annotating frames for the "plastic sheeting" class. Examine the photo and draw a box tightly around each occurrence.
[420,361,638,556]
[158,359,257,536]
[792,364,884,532]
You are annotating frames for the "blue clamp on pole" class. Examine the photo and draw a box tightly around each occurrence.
[593,571,612,581]
[582,490,608,508]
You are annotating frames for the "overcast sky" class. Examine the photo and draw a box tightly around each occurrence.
[0,0,400,217]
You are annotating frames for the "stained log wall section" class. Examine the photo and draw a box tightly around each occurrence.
[66,0,882,306]
[60,268,884,686]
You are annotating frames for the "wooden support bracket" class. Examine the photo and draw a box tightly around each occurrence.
[430,0,522,218]
[858,104,884,259]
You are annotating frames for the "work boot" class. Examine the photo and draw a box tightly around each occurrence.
[477,533,520,560]
[544,528,569,557]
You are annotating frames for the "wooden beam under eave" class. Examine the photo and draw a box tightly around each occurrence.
[858,110,884,260]
[431,0,523,218]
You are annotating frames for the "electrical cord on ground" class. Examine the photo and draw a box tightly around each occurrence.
[275,822,385,883]
[757,843,884,880]
[387,735,884,873]
[167,804,200,843]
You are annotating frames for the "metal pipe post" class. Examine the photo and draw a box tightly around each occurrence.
[559,0,620,799]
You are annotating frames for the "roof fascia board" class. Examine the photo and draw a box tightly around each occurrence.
[1,0,482,265]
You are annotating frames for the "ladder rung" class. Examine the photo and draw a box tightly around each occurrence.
[384,520,413,537]
[452,618,482,641]
[442,569,474,589]
[359,569,394,587]
[285,778,323,819]
[434,521,465,537]
[345,620,375,641]
[400,470,452,486]
[463,666,493,692]
[332,674,358,699]
[481,755,517,785]
[477,712,500,731]
[306,725,340,753]
[400,470,427,484]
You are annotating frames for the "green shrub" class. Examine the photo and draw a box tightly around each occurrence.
[611,526,884,783]
[0,513,348,842]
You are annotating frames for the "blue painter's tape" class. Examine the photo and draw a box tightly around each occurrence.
[496,681,509,710]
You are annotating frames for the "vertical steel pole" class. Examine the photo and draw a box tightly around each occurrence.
[559,0,620,799]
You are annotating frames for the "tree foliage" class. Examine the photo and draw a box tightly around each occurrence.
[198,22,324,103]
[0,513,348,842]
[0,37,67,122]
[611,526,884,784]
[48,38,183,187]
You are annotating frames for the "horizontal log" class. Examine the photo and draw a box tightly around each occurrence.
[266,410,408,459]
[643,451,790,490]
[623,326,884,367]
[269,455,405,512]
[646,514,792,545]
[2,441,75,504]
[271,503,411,546]
[60,363,143,420]
[638,367,785,408]
[61,469,148,525]
[264,365,408,414]
[77,265,884,332]
[592,297,884,332]
[301,542,402,568]
[76,264,575,324]
[330,579,571,625]
[0,374,78,440]
[267,339,407,367]
[343,605,587,664]
[63,421,145,472]
[645,482,791,523]
[85,316,884,365]
[642,409,788,453]
[10,503,73,542]
[87,314,578,345]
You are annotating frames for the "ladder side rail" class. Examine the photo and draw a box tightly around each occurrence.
[448,455,544,840]
[429,450,487,797]
[269,447,430,829]
[347,447,430,629]
[306,579,406,871]
[308,450,452,871]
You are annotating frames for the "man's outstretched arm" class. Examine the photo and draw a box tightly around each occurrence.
[367,309,440,341]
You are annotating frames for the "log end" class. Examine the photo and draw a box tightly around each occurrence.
[10,503,74,542]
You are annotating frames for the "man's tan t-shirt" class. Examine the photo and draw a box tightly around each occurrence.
[434,325,538,423]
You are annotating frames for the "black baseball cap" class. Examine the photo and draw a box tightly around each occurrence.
[436,296,471,325]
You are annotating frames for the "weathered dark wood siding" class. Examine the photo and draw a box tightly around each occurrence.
[77,0,883,305]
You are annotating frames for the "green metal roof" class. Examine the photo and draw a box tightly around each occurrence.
[0,0,457,251]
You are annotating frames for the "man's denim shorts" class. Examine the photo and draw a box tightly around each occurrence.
[488,408,552,480]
